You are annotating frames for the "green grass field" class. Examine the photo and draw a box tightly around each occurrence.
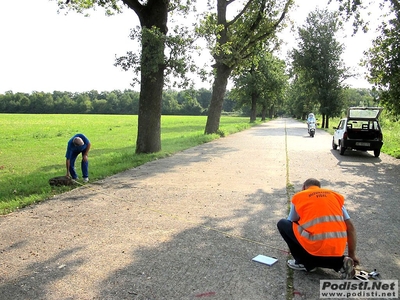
[2,114,398,215]
[0,114,258,214]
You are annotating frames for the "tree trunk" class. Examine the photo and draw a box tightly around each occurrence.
[204,62,233,134]
[250,92,257,123]
[268,104,274,119]
[261,104,267,121]
[134,1,168,154]
[136,67,164,153]
[322,114,326,128]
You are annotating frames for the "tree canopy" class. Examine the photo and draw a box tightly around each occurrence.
[0,88,228,115]
[331,0,400,116]
[231,51,288,122]
[363,1,400,115]
[290,8,348,128]
[196,0,293,134]
[56,0,197,154]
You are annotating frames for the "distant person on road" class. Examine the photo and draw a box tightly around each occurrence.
[65,133,91,182]
[277,178,359,279]
[307,113,316,133]
[307,113,316,124]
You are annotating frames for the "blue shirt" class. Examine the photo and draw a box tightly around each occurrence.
[65,134,90,159]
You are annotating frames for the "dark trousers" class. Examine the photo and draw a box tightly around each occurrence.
[277,219,344,271]
[69,151,89,179]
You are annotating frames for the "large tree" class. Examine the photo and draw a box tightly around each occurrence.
[332,0,400,115]
[197,0,292,134]
[363,2,400,115]
[343,88,377,108]
[231,51,288,122]
[57,0,194,153]
[286,71,318,119]
[291,8,348,128]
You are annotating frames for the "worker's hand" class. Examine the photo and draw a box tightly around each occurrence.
[66,172,70,178]
[351,255,360,266]
[82,155,88,162]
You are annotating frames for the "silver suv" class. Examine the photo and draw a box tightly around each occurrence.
[332,107,383,157]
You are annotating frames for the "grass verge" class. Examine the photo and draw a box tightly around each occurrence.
[0,114,260,214]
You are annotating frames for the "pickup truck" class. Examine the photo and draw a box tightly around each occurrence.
[332,107,383,157]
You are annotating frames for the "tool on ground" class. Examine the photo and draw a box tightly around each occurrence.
[354,269,380,281]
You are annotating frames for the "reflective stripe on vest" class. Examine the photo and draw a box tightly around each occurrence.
[297,215,347,241]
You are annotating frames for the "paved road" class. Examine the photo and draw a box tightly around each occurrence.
[0,118,399,300]
[285,119,400,299]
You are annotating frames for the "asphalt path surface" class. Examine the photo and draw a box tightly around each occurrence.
[285,119,400,299]
[0,118,399,300]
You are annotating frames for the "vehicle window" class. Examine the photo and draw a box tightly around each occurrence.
[349,120,364,129]
[347,120,379,130]
[348,108,381,119]
[338,120,345,130]
[347,120,380,130]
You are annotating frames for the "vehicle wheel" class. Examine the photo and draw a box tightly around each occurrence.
[339,142,346,155]
[374,149,380,157]
[332,138,337,150]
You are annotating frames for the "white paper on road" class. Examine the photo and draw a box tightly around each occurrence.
[252,255,278,266]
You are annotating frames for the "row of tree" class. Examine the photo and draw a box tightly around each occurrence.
[50,1,399,154]
[0,82,376,121]
[4,1,397,153]
[0,4,380,125]
[282,8,387,127]
[287,8,348,128]
[0,89,236,115]
[54,0,295,153]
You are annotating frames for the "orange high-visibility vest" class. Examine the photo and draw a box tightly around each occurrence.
[292,186,347,256]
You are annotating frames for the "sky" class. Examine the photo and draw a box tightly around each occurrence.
[0,0,382,94]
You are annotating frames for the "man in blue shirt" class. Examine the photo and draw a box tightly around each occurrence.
[65,133,91,182]
[307,113,316,133]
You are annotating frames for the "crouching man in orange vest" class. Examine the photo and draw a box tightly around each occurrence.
[277,178,360,279]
